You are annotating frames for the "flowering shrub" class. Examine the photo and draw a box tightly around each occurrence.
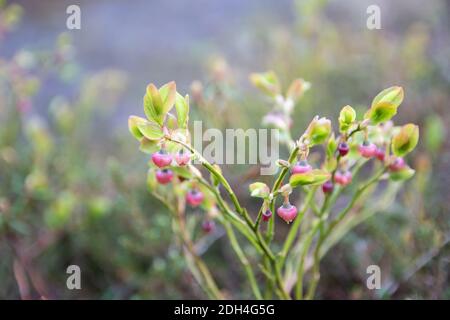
[129,72,419,299]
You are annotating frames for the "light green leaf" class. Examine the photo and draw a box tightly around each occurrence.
[249,71,281,98]
[364,86,404,124]
[372,86,404,109]
[289,169,331,187]
[305,116,332,146]
[136,118,164,140]
[129,115,148,140]
[326,133,337,158]
[139,137,160,154]
[339,105,356,132]
[389,167,415,181]
[171,166,192,179]
[143,82,176,125]
[158,81,177,115]
[143,92,157,123]
[249,182,270,199]
[175,93,189,129]
[166,112,178,130]
[286,78,310,102]
[143,84,163,124]
[325,157,337,172]
[392,123,419,157]
[165,140,182,154]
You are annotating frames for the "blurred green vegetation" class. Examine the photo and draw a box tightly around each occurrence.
[0,0,449,299]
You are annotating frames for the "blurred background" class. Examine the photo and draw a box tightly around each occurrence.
[0,0,449,299]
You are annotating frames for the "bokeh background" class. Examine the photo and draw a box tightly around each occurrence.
[0,0,449,299]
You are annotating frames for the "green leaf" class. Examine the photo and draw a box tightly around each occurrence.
[129,115,163,141]
[372,86,404,109]
[139,137,160,154]
[289,169,331,187]
[171,166,192,179]
[143,87,159,124]
[249,71,281,98]
[325,157,337,172]
[143,83,163,124]
[339,105,356,132]
[286,78,310,102]
[175,93,189,129]
[128,116,145,139]
[364,86,404,124]
[365,102,397,124]
[143,82,176,125]
[249,182,270,199]
[158,81,177,115]
[305,116,331,146]
[166,113,178,130]
[276,159,290,168]
[392,123,419,157]
[326,133,337,158]
[389,167,415,181]
[136,118,164,140]
[165,140,182,154]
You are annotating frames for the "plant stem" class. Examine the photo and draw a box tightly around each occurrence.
[197,178,275,296]
[305,228,324,300]
[196,177,264,254]
[256,146,300,241]
[150,177,223,298]
[220,217,263,299]
[167,137,254,226]
[320,182,400,259]
[303,191,330,300]
[305,166,387,299]
[263,257,274,299]
[168,136,291,299]
[324,167,387,240]
[174,195,223,299]
[295,220,321,299]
